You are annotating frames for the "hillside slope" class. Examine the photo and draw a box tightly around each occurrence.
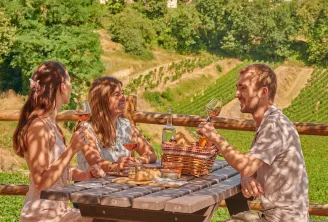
[220,66,313,119]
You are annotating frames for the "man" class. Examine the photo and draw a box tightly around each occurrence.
[197,64,309,222]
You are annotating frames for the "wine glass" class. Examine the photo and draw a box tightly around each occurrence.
[75,101,91,122]
[199,98,222,147]
[123,131,138,157]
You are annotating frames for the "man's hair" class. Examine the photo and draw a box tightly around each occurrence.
[239,64,277,101]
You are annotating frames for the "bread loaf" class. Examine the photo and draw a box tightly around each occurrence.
[175,132,191,146]
[135,169,161,181]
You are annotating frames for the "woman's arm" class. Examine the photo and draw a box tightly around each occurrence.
[81,138,116,172]
[133,125,157,164]
[25,119,86,191]
[71,168,94,181]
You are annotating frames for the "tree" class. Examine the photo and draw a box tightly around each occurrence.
[306,1,328,66]
[0,8,15,57]
[0,0,105,94]
[165,4,202,53]
[108,7,155,58]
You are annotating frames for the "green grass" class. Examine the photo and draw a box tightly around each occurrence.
[0,172,29,222]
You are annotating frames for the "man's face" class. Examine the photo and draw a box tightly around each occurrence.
[235,71,262,114]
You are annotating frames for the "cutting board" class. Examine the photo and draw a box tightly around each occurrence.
[111,177,188,187]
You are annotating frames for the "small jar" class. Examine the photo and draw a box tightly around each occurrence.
[162,162,183,178]
[161,168,180,180]
[128,162,142,180]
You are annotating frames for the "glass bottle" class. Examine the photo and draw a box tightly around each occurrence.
[162,108,176,143]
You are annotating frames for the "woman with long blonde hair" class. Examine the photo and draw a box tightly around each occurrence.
[77,76,157,173]
[13,61,97,222]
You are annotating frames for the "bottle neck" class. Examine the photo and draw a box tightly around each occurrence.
[167,112,172,126]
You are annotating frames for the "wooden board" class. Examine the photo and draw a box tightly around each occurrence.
[40,176,115,201]
[164,174,241,213]
[79,204,213,222]
[101,186,166,207]
[71,183,135,205]
[112,175,194,187]
[40,185,87,201]
[132,166,238,211]
[210,160,228,172]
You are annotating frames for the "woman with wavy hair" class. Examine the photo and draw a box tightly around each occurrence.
[13,61,97,222]
[77,76,157,173]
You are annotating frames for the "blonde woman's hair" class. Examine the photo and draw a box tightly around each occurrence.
[88,76,122,147]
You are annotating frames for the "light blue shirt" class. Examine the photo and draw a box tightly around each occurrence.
[77,117,132,171]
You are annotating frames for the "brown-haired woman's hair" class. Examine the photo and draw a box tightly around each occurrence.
[88,76,122,147]
[239,64,277,101]
[13,61,69,157]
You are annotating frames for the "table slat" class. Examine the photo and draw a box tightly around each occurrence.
[101,186,166,207]
[41,185,88,201]
[211,160,228,172]
[71,183,134,205]
[164,174,241,213]
[40,176,116,201]
[132,166,237,211]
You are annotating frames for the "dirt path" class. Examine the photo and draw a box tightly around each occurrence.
[220,66,313,119]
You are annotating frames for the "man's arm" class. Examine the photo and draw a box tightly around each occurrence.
[214,134,264,177]
[197,122,264,177]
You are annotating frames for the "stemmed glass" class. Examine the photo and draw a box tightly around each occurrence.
[123,131,139,157]
[199,98,222,147]
[75,101,91,122]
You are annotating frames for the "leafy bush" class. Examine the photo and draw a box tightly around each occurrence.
[161,88,173,102]
[143,91,163,106]
[119,28,154,59]
[216,64,222,73]
[108,7,155,59]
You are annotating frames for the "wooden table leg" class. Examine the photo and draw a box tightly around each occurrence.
[225,192,250,216]
[202,202,220,222]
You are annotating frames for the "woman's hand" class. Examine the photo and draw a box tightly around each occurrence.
[90,164,106,178]
[84,164,106,180]
[113,156,136,171]
[69,126,90,154]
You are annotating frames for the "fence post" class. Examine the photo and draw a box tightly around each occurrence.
[125,95,137,157]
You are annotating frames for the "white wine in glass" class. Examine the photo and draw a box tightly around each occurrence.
[199,98,222,147]
[75,101,91,122]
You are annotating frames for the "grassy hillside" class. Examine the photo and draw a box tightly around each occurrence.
[283,68,328,123]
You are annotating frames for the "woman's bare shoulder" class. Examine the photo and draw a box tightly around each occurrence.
[28,117,52,138]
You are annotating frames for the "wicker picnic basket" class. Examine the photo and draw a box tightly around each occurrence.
[161,141,219,177]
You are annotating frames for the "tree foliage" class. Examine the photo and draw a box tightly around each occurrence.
[0,8,15,57]
[0,0,104,94]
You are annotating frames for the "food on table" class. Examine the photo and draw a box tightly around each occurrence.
[161,168,180,180]
[175,132,191,146]
[135,168,161,181]
[128,162,142,179]
[162,161,183,178]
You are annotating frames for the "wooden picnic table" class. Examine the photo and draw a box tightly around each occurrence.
[40,160,250,222]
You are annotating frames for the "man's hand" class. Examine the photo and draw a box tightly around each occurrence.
[241,177,264,198]
[197,122,219,143]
